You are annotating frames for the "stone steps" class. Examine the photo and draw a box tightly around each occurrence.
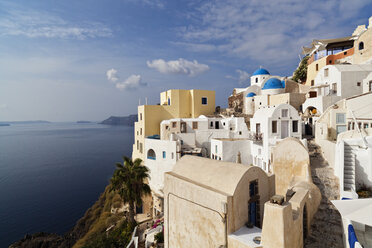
[304,140,343,248]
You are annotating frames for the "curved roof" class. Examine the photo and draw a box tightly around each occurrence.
[252,68,270,76]
[170,155,253,195]
[246,92,256,98]
[281,80,286,88]
[262,78,284,90]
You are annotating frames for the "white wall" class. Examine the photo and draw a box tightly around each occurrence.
[210,139,253,165]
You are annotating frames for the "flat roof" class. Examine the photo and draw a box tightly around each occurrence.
[228,225,262,248]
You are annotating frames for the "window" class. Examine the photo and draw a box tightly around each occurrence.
[255,78,258,83]
[363,123,369,129]
[180,140,184,145]
[172,122,177,128]
[256,123,261,133]
[359,42,364,50]
[168,98,171,105]
[137,140,139,150]
[215,145,218,153]
[162,151,166,159]
[140,128,142,135]
[358,122,362,129]
[165,125,169,130]
[311,80,314,86]
[336,113,346,124]
[147,149,156,160]
[357,82,361,86]
[140,143,143,153]
[239,131,242,135]
[140,113,142,121]
[212,154,215,159]
[171,152,174,159]
[348,122,352,130]
[210,122,213,127]
[324,68,329,77]
[369,81,372,92]
[272,120,277,133]
[192,121,198,129]
[329,60,332,64]
[201,97,208,105]
[316,64,319,71]
[282,109,288,118]
[292,120,298,133]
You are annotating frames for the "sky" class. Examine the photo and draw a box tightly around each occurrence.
[0,0,372,122]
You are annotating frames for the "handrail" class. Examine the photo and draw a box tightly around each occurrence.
[349,110,368,148]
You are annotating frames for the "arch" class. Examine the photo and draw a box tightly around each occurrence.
[359,41,364,50]
[147,149,156,160]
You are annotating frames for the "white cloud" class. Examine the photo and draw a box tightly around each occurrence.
[147,58,209,76]
[236,69,250,84]
[106,69,119,82]
[226,69,250,85]
[0,7,112,39]
[178,0,372,66]
[106,69,146,90]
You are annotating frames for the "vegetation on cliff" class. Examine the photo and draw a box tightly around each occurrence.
[292,56,309,83]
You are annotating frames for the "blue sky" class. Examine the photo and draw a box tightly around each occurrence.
[0,0,372,121]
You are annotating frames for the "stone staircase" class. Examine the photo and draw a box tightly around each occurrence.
[304,140,344,248]
[343,144,356,192]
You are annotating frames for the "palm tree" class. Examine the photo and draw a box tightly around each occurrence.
[110,156,151,225]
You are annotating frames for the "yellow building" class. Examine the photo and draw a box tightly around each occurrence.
[132,89,215,160]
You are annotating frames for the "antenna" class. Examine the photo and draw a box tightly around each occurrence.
[145,97,148,105]
[139,98,141,106]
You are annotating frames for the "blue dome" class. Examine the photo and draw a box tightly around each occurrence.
[246,92,256,98]
[252,68,270,76]
[281,80,286,88]
[262,78,285,90]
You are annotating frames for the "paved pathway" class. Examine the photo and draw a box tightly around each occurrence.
[304,140,344,248]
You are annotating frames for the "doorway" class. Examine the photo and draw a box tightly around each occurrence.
[215,121,220,129]
[248,180,260,227]
[281,120,289,139]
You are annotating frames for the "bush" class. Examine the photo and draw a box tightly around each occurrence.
[293,56,309,83]
[154,231,164,244]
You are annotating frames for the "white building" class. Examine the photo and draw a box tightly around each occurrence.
[303,64,372,116]
[144,115,250,216]
[250,104,304,173]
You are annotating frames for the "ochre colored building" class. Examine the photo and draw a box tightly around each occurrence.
[132,89,215,160]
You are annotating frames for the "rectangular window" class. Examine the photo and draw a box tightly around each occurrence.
[272,120,277,133]
[282,109,288,117]
[316,64,319,71]
[171,152,174,159]
[336,113,346,124]
[311,80,314,86]
[137,140,139,150]
[140,143,143,153]
[172,122,177,128]
[140,113,142,120]
[363,123,369,129]
[332,83,337,93]
[324,68,329,77]
[192,121,198,129]
[201,97,208,105]
[140,128,142,135]
[210,122,213,127]
[357,82,361,86]
[215,145,218,153]
[162,151,166,159]
[292,120,298,133]
[336,125,347,135]
[348,122,352,130]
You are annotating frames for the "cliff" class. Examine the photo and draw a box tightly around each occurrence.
[100,115,137,126]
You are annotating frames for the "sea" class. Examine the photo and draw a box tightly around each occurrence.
[0,122,134,247]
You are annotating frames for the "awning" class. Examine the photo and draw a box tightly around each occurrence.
[332,199,372,226]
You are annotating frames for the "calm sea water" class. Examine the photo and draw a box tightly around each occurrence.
[0,123,134,247]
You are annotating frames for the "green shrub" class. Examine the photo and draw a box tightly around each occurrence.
[293,56,309,83]
[154,230,164,244]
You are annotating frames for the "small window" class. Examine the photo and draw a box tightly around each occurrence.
[348,122,352,130]
[140,143,143,153]
[212,154,215,159]
[324,68,329,77]
[357,82,361,86]
[172,122,177,128]
[239,131,242,135]
[180,140,184,145]
[255,78,258,83]
[292,120,298,133]
[140,113,142,121]
[316,64,319,71]
[223,122,225,126]
[272,120,277,133]
[282,109,288,118]
[168,98,171,105]
[336,113,346,124]
[137,131,139,135]
[192,121,198,129]
[137,140,139,150]
[215,145,218,153]
[329,60,332,64]
[359,42,364,50]
[201,97,208,105]
[162,151,166,159]
[311,80,314,86]
[358,122,362,129]
[210,122,213,127]
[171,152,174,159]
[344,51,347,55]
[363,123,369,129]
[147,149,155,160]
[165,125,169,130]
[140,128,142,135]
